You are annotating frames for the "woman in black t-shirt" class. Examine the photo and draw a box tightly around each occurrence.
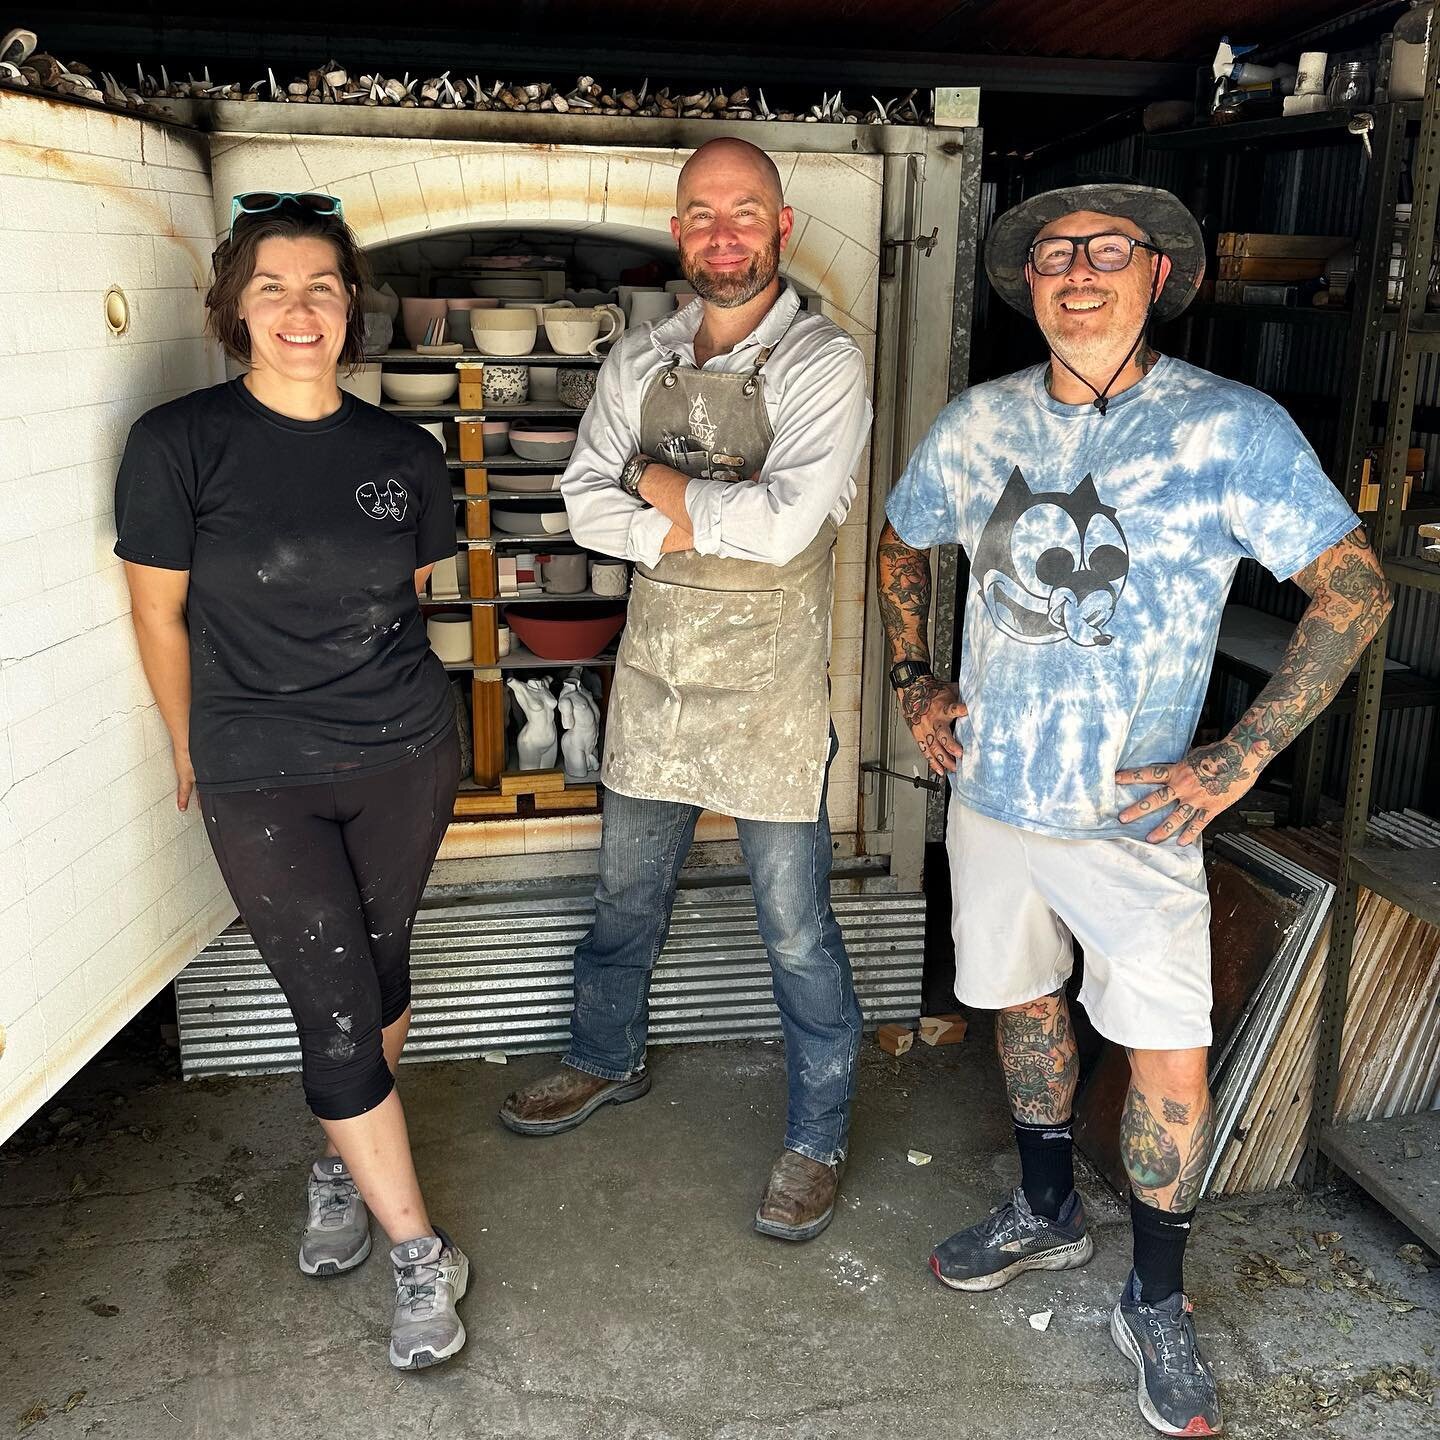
[116,194,468,1371]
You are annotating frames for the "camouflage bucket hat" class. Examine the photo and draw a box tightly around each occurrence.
[984,182,1205,322]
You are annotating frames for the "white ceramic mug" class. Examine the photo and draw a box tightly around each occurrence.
[544,303,625,357]
[617,285,663,319]
[628,291,677,326]
[497,625,512,658]
[1296,51,1328,95]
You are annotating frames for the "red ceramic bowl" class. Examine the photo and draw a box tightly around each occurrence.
[504,602,626,661]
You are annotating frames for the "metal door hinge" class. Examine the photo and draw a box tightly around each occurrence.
[880,226,939,280]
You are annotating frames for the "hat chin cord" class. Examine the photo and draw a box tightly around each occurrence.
[1048,264,1161,417]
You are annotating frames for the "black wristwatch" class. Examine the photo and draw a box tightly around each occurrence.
[620,452,655,498]
[889,659,933,690]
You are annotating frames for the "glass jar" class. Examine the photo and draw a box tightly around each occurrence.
[1328,60,1373,107]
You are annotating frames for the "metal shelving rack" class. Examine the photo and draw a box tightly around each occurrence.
[1304,39,1440,1251]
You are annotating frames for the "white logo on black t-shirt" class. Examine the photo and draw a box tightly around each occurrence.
[356,479,408,522]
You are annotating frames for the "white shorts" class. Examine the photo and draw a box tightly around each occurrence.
[946,801,1213,1050]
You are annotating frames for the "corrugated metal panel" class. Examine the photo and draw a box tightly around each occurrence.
[174,888,926,1078]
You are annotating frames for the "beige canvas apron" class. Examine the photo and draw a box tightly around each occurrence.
[603,338,836,823]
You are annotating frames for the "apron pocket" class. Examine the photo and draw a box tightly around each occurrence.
[624,573,783,692]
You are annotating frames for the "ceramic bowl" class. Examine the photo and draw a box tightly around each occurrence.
[339,362,382,406]
[480,420,511,457]
[470,310,539,357]
[426,614,472,664]
[381,369,459,405]
[491,503,570,536]
[482,364,530,405]
[471,276,544,299]
[446,298,498,346]
[503,602,627,661]
[509,425,577,462]
[488,472,563,494]
[416,421,447,449]
[556,367,597,410]
[400,296,449,348]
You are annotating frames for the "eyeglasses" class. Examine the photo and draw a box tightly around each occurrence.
[1028,232,1161,277]
[229,192,345,234]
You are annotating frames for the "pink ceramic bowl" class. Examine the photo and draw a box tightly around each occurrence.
[503,603,626,661]
[401,297,449,348]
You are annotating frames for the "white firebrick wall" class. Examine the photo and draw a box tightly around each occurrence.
[0,92,235,1142]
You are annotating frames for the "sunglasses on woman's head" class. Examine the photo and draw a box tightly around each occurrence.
[229,191,345,234]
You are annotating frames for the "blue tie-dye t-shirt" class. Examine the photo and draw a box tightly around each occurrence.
[885,356,1359,840]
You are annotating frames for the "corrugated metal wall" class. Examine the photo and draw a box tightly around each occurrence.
[1006,127,1438,814]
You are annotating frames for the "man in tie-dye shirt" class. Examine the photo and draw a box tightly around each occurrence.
[877,182,1391,1438]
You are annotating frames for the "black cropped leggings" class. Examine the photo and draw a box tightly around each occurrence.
[200,729,459,1121]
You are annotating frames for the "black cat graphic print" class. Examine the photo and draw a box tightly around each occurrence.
[972,468,1129,648]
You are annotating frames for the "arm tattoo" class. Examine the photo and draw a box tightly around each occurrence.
[1121,1085,1181,1199]
[997,990,1079,1125]
[1204,527,1392,792]
[876,519,933,668]
[1161,1097,1190,1124]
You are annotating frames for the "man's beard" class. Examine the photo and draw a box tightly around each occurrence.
[683,232,781,308]
[1038,288,1142,379]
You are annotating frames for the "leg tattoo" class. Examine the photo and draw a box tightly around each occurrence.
[996,990,1079,1125]
[1122,1084,1214,1210]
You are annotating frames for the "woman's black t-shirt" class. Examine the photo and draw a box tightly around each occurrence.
[114,378,457,792]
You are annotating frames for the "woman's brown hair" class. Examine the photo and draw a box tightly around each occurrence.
[205,207,372,372]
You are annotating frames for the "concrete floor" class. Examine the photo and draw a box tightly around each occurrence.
[2,1029,1437,1440]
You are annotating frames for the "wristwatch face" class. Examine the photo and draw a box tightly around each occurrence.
[890,661,931,688]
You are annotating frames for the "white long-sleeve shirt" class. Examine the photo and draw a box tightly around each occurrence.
[560,285,873,568]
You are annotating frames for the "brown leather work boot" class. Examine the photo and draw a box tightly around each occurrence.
[754,1149,842,1241]
[498,1064,651,1137]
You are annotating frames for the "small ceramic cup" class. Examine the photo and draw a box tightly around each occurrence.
[538,551,588,594]
[497,625,512,658]
[590,558,630,597]
[544,304,625,357]
[427,614,472,664]
[482,364,530,405]
[557,367,598,410]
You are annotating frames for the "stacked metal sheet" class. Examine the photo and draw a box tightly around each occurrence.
[174,885,925,1079]
[1208,811,1440,1195]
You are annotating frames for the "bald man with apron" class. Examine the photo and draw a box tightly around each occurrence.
[501,138,872,1241]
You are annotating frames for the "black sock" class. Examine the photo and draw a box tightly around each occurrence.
[1013,1116,1074,1220]
[1130,1191,1196,1302]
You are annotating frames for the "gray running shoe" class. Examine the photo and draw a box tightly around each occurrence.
[1111,1271,1223,1436]
[388,1228,469,1370]
[298,1157,371,1277]
[929,1186,1093,1292]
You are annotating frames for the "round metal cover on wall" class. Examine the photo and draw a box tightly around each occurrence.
[104,286,130,336]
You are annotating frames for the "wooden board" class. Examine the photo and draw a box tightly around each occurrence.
[453,790,519,816]
[533,786,599,812]
[1217,232,1350,258]
[500,768,566,796]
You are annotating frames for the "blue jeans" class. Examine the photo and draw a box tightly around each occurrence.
[564,786,863,1165]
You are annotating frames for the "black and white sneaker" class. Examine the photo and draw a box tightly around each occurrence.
[929,1186,1093,1292]
[1111,1270,1223,1436]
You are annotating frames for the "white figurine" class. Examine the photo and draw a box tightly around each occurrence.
[507,677,558,770]
[558,674,601,780]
